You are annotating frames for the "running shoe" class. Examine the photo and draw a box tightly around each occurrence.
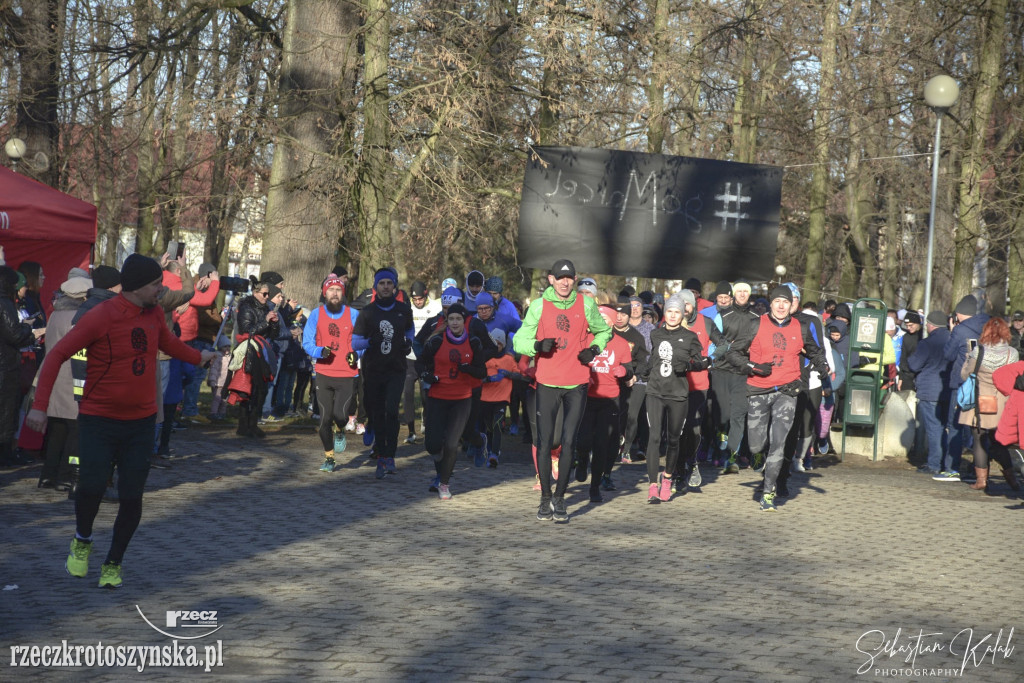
[320,457,336,473]
[759,492,777,512]
[333,432,347,453]
[362,427,374,447]
[385,457,397,475]
[532,475,541,491]
[932,470,960,481]
[346,417,357,432]
[658,475,672,502]
[438,484,452,500]
[537,499,553,521]
[619,451,633,465]
[721,456,739,475]
[375,459,387,480]
[473,446,486,467]
[791,456,806,473]
[803,455,814,471]
[917,465,940,475]
[428,476,440,492]
[404,433,420,445]
[551,455,560,481]
[488,452,499,468]
[817,437,831,455]
[670,477,679,494]
[355,422,365,435]
[98,562,122,588]
[551,497,569,522]
[509,423,519,436]
[600,474,616,491]
[66,538,92,578]
[647,483,660,503]
[688,464,703,488]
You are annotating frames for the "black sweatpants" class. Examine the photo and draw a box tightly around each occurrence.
[578,395,619,489]
[363,371,405,459]
[535,384,587,497]
[425,396,472,485]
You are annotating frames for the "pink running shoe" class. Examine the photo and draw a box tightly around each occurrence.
[658,475,672,502]
[647,483,660,503]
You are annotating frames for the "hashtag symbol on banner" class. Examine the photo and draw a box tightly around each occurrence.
[713,182,751,230]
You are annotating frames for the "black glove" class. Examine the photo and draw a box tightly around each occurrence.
[346,351,358,368]
[577,344,600,364]
[1014,373,1024,392]
[320,346,333,359]
[535,338,557,354]
[856,354,872,368]
[689,357,712,372]
[747,361,772,377]
[419,371,438,384]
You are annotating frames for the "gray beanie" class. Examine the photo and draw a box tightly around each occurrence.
[954,295,977,317]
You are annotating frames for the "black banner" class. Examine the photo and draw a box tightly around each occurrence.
[518,146,783,282]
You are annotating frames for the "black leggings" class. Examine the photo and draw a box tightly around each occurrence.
[293,370,311,411]
[620,383,648,453]
[363,371,405,458]
[971,427,1012,471]
[425,396,472,485]
[480,400,507,455]
[76,414,155,565]
[41,417,78,482]
[315,375,355,452]
[645,394,688,483]
[577,395,619,488]
[535,384,587,497]
[676,390,706,476]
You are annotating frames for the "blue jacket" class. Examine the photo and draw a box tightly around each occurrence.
[908,327,952,402]
[493,296,522,334]
[944,313,989,388]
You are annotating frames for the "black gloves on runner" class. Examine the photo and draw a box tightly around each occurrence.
[535,338,557,354]
[320,346,333,359]
[346,351,358,368]
[577,345,600,364]
[747,361,773,377]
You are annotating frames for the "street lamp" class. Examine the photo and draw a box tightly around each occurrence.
[4,137,25,171]
[922,75,959,334]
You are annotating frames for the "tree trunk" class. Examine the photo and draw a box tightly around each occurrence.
[803,0,839,291]
[262,0,361,306]
[951,0,1006,305]
[10,0,60,188]
[645,0,669,155]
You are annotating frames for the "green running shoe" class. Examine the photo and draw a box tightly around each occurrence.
[319,457,336,473]
[722,455,740,475]
[759,492,777,512]
[66,538,92,577]
[98,562,122,588]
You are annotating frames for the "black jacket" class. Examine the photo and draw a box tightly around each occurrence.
[641,324,703,399]
[709,303,761,375]
[236,294,280,339]
[72,287,119,325]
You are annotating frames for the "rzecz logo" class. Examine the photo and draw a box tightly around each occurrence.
[136,605,223,640]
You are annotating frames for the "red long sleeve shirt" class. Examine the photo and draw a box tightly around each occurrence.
[32,295,201,420]
[177,280,220,342]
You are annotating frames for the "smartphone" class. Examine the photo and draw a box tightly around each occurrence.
[168,240,185,259]
[968,339,978,352]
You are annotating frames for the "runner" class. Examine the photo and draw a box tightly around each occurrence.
[641,292,705,502]
[303,275,360,473]
[416,303,487,499]
[352,267,414,480]
[513,259,611,522]
[26,254,217,587]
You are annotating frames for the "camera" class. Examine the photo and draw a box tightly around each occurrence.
[219,275,251,293]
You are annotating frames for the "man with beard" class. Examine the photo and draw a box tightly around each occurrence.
[27,254,217,588]
[352,267,414,480]
[303,276,360,472]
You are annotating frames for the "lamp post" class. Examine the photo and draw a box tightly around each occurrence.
[4,137,25,171]
[922,75,959,334]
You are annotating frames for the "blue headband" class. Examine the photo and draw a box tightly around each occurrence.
[374,268,398,289]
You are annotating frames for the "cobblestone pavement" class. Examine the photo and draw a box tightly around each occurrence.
[2,420,1021,682]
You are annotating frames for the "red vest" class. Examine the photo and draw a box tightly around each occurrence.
[315,307,357,378]
[429,333,477,400]
[587,333,630,399]
[747,316,803,389]
[536,295,592,386]
[686,313,710,391]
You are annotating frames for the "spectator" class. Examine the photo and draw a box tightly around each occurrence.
[178,263,221,422]
[0,267,43,467]
[907,312,954,476]
[16,261,46,328]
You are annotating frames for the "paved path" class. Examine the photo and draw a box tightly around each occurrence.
[2,421,1021,682]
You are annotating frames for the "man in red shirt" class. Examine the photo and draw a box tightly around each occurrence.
[27,254,218,588]
[727,285,829,512]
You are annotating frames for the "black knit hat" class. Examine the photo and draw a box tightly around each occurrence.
[120,254,163,292]
[261,271,285,286]
[714,280,733,297]
[684,277,702,292]
[769,285,793,303]
[92,265,121,290]
[903,311,922,326]
[833,303,852,320]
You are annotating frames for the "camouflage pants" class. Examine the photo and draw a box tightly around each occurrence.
[747,391,797,494]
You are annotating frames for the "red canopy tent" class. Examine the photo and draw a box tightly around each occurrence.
[0,166,97,316]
